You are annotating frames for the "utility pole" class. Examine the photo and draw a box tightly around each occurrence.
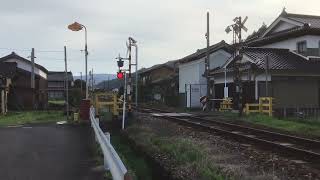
[127,41,132,115]
[31,48,35,109]
[64,46,69,120]
[265,56,269,97]
[89,70,91,97]
[133,40,138,108]
[80,72,83,96]
[128,37,138,108]
[122,72,127,130]
[84,27,88,99]
[92,68,94,94]
[205,11,213,111]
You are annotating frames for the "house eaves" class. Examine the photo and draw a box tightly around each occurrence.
[0,52,48,73]
[179,40,233,64]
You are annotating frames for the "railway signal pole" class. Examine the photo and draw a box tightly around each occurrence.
[116,54,128,129]
[115,37,138,128]
[225,16,248,116]
[129,37,138,109]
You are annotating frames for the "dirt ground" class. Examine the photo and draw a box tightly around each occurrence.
[0,124,105,180]
[129,113,320,180]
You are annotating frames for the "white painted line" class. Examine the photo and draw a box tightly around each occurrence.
[57,121,68,125]
[231,131,242,134]
[291,159,307,164]
[278,142,293,146]
[7,125,23,128]
[245,135,256,138]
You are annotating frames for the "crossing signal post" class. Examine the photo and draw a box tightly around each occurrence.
[116,54,128,129]
[115,37,138,129]
[225,16,248,117]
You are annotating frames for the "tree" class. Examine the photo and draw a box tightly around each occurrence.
[69,88,82,107]
[73,79,86,90]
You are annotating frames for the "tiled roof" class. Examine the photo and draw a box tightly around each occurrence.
[286,13,320,28]
[0,52,48,73]
[211,47,320,74]
[48,71,73,81]
[241,47,310,70]
[246,26,320,46]
[246,11,320,46]
[179,40,233,64]
[139,59,179,75]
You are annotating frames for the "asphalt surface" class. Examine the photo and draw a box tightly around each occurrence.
[0,124,105,180]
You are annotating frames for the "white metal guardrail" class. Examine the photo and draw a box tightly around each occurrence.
[90,107,130,180]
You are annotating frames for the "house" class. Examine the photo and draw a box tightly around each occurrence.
[178,40,233,108]
[0,62,16,114]
[47,71,74,100]
[139,60,179,105]
[0,52,48,110]
[211,9,320,115]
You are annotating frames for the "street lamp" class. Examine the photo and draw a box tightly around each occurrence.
[68,22,89,99]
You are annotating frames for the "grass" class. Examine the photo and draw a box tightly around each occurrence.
[151,137,225,180]
[110,133,153,180]
[185,108,320,137]
[0,111,64,127]
[127,126,227,180]
[240,114,320,137]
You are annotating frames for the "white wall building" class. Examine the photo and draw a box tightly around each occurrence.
[211,9,320,110]
[178,41,232,108]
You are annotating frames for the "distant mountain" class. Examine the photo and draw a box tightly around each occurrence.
[74,74,116,85]
[96,78,124,90]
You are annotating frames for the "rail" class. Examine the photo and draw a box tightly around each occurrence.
[90,107,130,180]
[137,106,320,167]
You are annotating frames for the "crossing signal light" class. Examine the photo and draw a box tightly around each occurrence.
[117,71,124,79]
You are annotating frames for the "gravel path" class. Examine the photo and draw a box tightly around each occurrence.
[0,124,105,180]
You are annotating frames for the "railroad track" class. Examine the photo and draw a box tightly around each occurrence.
[135,106,320,168]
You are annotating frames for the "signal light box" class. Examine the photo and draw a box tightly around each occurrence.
[117,72,124,79]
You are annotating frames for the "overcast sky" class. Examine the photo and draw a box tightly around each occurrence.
[0,0,319,75]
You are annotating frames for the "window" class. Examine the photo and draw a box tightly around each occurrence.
[297,41,307,55]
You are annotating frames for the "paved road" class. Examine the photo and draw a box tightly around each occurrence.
[0,124,105,180]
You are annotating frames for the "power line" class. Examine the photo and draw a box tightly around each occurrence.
[0,47,81,53]
[0,48,30,52]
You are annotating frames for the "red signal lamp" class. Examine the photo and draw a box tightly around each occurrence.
[117,71,124,79]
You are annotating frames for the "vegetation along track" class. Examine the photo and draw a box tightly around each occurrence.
[135,106,320,169]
